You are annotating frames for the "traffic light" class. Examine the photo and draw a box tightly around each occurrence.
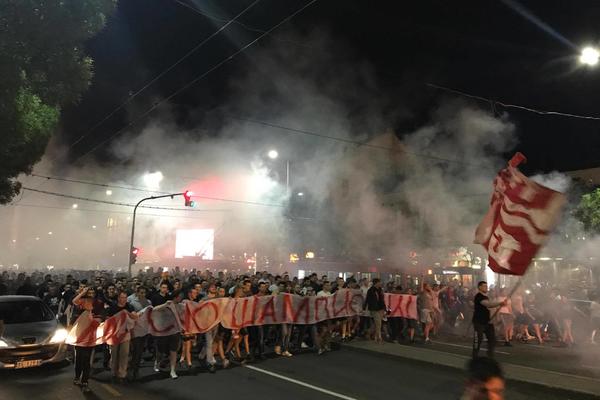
[130,247,139,264]
[183,190,196,207]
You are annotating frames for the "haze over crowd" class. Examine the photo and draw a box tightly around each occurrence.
[1,29,586,272]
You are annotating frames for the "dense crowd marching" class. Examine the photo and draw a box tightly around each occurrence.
[0,268,599,394]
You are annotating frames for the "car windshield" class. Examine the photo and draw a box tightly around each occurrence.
[0,300,55,324]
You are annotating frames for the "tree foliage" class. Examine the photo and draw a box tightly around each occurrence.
[573,188,600,234]
[0,0,116,203]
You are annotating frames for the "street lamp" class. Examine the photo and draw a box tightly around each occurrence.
[580,46,599,66]
[266,149,289,190]
[143,171,164,189]
[71,203,78,209]
[106,190,113,196]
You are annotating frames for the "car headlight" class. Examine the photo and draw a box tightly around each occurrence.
[49,328,68,344]
[0,338,14,349]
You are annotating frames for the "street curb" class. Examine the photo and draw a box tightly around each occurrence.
[342,341,600,397]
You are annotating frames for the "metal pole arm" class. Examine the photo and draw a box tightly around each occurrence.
[128,192,185,277]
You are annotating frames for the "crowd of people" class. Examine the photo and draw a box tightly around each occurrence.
[0,267,598,395]
[0,268,398,392]
[413,279,600,350]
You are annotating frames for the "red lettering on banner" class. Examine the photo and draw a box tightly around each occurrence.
[190,301,220,332]
[184,303,195,333]
[332,291,350,317]
[229,300,243,329]
[147,307,175,334]
[242,297,258,327]
[404,295,413,318]
[282,294,310,323]
[389,295,405,317]
[230,298,257,329]
[314,296,331,321]
[258,296,277,324]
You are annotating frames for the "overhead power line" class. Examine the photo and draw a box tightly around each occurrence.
[50,0,262,163]
[18,1,264,206]
[30,173,171,195]
[427,83,600,121]
[9,203,231,218]
[21,186,284,208]
[71,0,319,164]
[227,115,483,167]
[171,0,313,49]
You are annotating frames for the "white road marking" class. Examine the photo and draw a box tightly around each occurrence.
[245,365,358,400]
[430,340,510,355]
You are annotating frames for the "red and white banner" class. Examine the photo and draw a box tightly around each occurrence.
[65,312,102,347]
[384,293,418,318]
[474,153,566,275]
[67,290,418,346]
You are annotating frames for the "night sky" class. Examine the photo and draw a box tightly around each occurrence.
[60,0,600,173]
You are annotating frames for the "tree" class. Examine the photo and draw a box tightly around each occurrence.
[573,188,600,234]
[0,0,116,204]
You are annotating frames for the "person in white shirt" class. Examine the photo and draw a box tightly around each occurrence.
[317,281,332,298]
[127,286,151,312]
[496,288,513,346]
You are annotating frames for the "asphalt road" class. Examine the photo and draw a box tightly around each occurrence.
[1,348,597,400]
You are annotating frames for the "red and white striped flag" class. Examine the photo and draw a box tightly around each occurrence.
[474,153,566,275]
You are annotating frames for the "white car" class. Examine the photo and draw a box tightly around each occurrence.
[0,295,67,369]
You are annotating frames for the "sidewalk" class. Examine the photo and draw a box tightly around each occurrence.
[343,340,600,396]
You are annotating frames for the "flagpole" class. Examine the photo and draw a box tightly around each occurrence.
[490,277,524,321]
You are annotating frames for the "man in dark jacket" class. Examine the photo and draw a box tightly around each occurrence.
[364,279,386,343]
[472,281,506,359]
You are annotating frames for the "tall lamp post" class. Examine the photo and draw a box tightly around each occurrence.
[268,149,289,190]
[128,192,185,277]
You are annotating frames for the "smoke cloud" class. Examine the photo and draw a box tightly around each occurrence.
[0,28,592,276]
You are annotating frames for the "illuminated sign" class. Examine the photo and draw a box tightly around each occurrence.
[175,229,214,259]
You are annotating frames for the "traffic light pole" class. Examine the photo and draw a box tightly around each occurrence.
[128,192,184,277]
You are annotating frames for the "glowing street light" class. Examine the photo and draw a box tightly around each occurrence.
[143,171,164,189]
[297,192,304,197]
[265,149,290,190]
[48,231,53,235]
[580,46,599,66]
[92,225,97,229]
[106,190,113,196]
[71,203,78,209]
